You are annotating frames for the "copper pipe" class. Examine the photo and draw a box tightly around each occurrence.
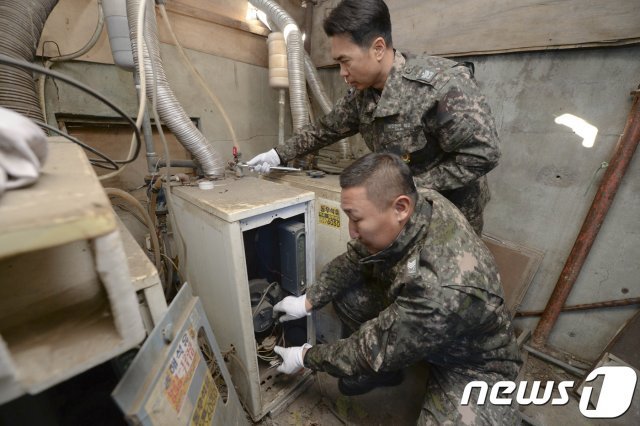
[516,297,640,317]
[531,87,640,347]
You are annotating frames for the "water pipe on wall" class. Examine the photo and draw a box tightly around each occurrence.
[531,86,640,348]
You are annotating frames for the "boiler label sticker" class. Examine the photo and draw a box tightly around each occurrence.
[319,204,341,228]
[164,327,200,412]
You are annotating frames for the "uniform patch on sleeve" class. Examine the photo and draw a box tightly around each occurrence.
[417,69,435,82]
[407,255,419,275]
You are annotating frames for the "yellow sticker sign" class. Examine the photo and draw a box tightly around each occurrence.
[190,373,219,426]
[319,204,341,228]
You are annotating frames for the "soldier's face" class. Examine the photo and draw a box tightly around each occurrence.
[331,34,384,91]
[341,186,404,254]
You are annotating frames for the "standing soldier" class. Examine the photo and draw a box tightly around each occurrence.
[248,0,501,234]
[272,153,521,424]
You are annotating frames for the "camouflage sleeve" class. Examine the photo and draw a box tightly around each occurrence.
[414,70,501,191]
[275,90,360,163]
[304,276,459,377]
[306,245,361,310]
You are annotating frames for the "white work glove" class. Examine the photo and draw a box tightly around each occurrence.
[274,343,312,374]
[273,294,310,322]
[246,148,280,174]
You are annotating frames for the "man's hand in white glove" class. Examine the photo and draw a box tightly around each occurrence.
[246,148,281,174]
[273,294,311,322]
[274,343,311,374]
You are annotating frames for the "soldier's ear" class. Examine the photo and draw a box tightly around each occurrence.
[372,37,386,60]
[393,195,412,222]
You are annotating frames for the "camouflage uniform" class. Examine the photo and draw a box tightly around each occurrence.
[303,190,522,425]
[275,51,501,234]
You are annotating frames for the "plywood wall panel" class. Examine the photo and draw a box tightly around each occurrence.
[311,0,640,67]
[38,0,270,67]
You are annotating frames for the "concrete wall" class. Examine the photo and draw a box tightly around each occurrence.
[315,45,640,361]
[476,45,640,361]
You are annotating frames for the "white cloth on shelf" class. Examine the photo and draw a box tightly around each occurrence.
[0,107,48,198]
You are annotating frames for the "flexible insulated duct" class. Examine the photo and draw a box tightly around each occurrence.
[249,0,308,131]
[0,0,59,122]
[250,0,349,161]
[126,0,224,177]
[303,53,331,115]
[304,53,352,160]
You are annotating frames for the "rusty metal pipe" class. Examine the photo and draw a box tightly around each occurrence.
[531,87,640,347]
[516,297,640,317]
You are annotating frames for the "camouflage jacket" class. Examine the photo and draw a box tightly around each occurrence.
[304,190,521,381]
[275,51,501,214]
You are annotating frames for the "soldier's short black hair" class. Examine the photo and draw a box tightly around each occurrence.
[340,153,417,210]
[323,0,393,49]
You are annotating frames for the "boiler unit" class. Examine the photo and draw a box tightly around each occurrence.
[168,176,315,421]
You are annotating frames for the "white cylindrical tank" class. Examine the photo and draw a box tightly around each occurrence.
[267,32,289,89]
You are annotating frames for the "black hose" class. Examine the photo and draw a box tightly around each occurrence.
[0,53,142,165]
[34,120,119,170]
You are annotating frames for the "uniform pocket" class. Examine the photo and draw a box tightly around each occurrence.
[380,126,428,156]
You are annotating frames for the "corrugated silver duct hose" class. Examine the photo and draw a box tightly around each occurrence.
[0,0,59,122]
[249,0,309,131]
[303,53,332,115]
[126,0,224,177]
[250,0,351,164]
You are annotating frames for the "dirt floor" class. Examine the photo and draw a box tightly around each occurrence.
[261,344,639,425]
[260,364,429,426]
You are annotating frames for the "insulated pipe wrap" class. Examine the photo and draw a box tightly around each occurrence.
[0,0,59,121]
[103,0,134,70]
[249,0,308,131]
[126,0,224,177]
[304,53,331,115]
[304,53,351,159]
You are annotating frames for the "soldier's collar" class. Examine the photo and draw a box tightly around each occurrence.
[358,197,432,265]
[369,50,407,119]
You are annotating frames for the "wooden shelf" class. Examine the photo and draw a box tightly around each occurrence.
[0,140,145,404]
[0,138,116,259]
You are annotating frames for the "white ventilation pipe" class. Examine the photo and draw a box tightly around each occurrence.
[304,53,332,115]
[249,0,308,131]
[267,32,288,146]
[251,0,345,160]
[126,0,224,177]
[103,0,134,70]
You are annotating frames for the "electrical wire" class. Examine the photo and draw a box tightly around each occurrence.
[34,120,119,170]
[222,350,253,414]
[146,20,190,299]
[0,53,142,164]
[50,1,106,63]
[100,0,149,181]
[39,0,105,124]
[256,311,285,363]
[134,0,148,131]
[158,4,239,151]
[112,203,148,228]
[161,252,184,283]
[252,281,278,319]
[104,187,163,274]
